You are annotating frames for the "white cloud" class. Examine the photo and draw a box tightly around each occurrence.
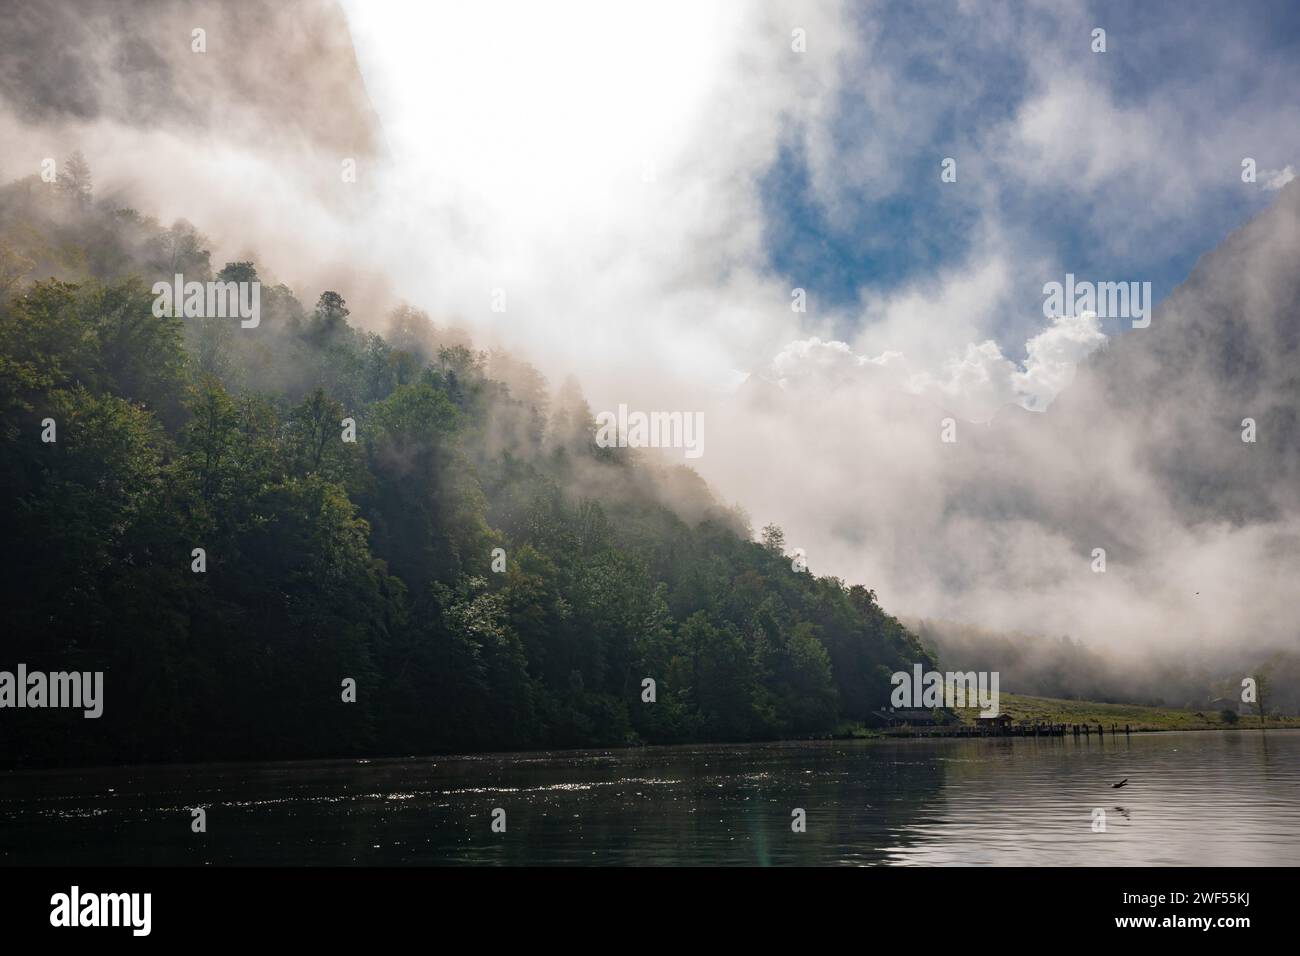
[1011,310,1107,411]
[766,309,1106,421]
[1262,165,1296,190]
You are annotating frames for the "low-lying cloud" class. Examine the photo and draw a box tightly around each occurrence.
[4,0,1298,694]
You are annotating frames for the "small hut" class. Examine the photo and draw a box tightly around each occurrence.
[977,713,1014,733]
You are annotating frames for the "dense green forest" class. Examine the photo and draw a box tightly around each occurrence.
[0,159,933,767]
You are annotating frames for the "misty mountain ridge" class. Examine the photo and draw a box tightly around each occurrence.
[2,0,1296,734]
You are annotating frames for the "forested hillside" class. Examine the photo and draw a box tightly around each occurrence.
[0,164,932,767]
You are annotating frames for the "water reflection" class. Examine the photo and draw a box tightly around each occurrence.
[1,731,1296,865]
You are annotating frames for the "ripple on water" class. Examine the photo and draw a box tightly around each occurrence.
[0,731,1297,865]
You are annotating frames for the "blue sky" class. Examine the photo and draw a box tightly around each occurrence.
[759,0,1300,353]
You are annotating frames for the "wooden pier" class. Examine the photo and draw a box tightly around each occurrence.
[883,722,1134,739]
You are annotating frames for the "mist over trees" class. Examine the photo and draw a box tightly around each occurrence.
[910,618,1300,715]
[0,163,933,767]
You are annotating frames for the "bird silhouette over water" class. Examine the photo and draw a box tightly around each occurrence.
[1112,778,1129,789]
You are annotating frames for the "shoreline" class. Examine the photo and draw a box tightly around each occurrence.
[3,725,1300,777]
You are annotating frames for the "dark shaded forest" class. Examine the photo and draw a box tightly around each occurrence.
[0,159,933,767]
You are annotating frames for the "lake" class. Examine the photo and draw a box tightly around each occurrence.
[2,730,1297,865]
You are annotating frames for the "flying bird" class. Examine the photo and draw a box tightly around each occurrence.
[1112,778,1128,789]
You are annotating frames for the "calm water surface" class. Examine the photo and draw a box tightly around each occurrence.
[2,730,1297,865]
